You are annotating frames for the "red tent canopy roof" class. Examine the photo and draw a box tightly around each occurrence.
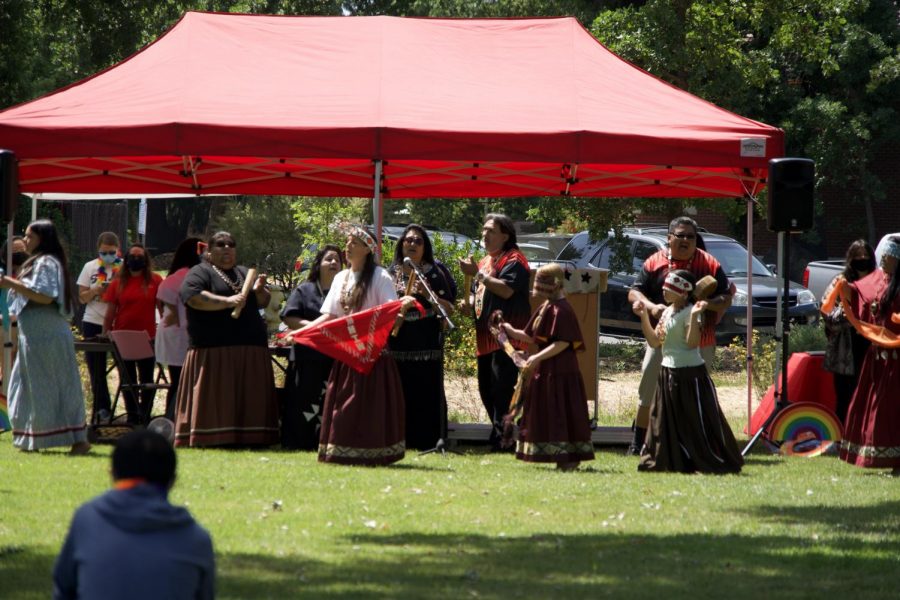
[0,12,782,198]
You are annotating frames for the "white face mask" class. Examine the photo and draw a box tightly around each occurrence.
[99,251,118,264]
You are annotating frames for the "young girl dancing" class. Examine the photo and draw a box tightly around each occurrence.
[498,263,594,471]
[635,269,742,473]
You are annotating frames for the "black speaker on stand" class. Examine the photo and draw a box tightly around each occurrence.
[743,157,815,456]
[1,149,19,399]
[0,150,18,223]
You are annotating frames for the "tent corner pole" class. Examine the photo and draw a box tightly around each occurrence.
[373,160,383,261]
[745,194,754,440]
[32,194,39,221]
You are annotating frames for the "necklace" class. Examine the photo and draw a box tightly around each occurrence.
[666,250,694,274]
[339,271,357,315]
[210,263,243,294]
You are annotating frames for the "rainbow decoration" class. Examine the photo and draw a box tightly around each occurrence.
[0,394,9,433]
[768,402,842,457]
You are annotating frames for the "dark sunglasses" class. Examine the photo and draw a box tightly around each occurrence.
[213,241,236,248]
[403,237,424,246]
[670,232,696,241]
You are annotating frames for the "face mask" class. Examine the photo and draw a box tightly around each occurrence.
[126,256,146,271]
[99,251,118,264]
[850,259,871,273]
[11,251,28,266]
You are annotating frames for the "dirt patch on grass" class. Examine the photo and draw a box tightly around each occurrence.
[446,370,753,424]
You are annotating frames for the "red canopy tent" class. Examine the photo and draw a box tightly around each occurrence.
[0,12,782,200]
[0,13,782,437]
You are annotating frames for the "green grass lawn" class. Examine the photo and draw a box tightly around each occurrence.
[1,440,898,599]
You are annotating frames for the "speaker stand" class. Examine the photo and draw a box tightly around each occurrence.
[743,231,791,456]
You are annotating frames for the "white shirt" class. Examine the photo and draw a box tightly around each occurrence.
[319,267,396,317]
[77,258,120,325]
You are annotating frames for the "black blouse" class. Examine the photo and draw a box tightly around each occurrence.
[280,281,328,323]
[180,262,268,349]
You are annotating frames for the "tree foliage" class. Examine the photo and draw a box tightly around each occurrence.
[2,0,898,250]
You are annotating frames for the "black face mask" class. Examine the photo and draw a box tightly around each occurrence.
[850,259,871,273]
[126,256,147,271]
[11,251,28,266]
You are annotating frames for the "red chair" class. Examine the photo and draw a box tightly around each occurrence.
[108,330,170,425]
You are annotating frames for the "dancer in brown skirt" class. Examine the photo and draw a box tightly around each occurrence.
[498,264,594,470]
[175,231,279,447]
[297,225,411,466]
[635,269,742,474]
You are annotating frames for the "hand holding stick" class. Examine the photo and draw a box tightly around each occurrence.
[391,270,418,337]
[231,268,258,319]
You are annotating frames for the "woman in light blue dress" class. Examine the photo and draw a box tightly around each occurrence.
[0,220,89,453]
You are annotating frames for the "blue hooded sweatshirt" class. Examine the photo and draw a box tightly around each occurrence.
[53,483,214,600]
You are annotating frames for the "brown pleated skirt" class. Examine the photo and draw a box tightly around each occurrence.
[174,345,279,447]
[515,368,595,464]
[639,364,743,474]
[318,355,405,466]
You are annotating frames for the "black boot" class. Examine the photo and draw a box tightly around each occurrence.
[628,426,646,456]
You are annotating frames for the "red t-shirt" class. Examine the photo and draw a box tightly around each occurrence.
[103,273,163,338]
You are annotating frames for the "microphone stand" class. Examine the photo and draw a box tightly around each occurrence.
[402,258,461,457]
[403,257,455,330]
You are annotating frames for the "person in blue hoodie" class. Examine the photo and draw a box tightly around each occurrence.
[53,430,215,600]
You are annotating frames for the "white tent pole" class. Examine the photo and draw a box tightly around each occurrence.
[745,195,754,434]
[372,160,383,261]
[32,193,39,221]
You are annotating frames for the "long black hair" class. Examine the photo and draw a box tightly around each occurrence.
[484,213,519,251]
[880,236,900,317]
[391,224,434,267]
[307,244,344,283]
[168,237,202,276]
[842,239,876,283]
[349,250,377,312]
[19,220,75,313]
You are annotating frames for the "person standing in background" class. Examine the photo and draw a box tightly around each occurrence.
[459,214,531,451]
[1,220,90,454]
[627,217,733,456]
[176,231,278,448]
[388,225,457,450]
[155,237,201,421]
[821,239,875,425]
[103,244,163,425]
[280,244,344,449]
[76,232,122,423]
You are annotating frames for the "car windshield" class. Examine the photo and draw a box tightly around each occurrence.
[704,241,773,277]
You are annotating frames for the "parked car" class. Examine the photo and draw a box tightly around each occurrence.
[803,260,843,303]
[517,233,574,259]
[556,226,820,344]
[519,242,557,268]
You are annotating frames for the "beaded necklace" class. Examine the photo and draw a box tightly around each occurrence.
[339,270,359,315]
[210,263,243,294]
[666,249,694,275]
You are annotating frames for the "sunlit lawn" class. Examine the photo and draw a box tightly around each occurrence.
[1,436,898,599]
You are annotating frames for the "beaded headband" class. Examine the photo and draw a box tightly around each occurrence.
[663,272,693,297]
[339,223,376,252]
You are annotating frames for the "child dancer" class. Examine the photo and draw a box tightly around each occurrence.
[498,264,594,470]
[635,269,742,473]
